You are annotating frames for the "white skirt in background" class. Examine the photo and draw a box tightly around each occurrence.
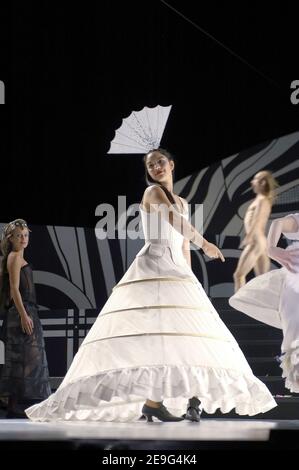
[229,261,299,393]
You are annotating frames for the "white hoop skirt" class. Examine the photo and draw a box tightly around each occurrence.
[26,242,276,421]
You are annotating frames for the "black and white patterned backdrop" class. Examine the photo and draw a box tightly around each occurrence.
[1,130,299,378]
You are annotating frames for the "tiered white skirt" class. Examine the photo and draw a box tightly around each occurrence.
[26,243,276,421]
[229,263,299,393]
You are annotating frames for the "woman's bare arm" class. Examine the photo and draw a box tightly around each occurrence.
[180,197,191,266]
[182,238,191,266]
[143,185,225,261]
[267,216,298,249]
[7,253,34,335]
[267,215,299,272]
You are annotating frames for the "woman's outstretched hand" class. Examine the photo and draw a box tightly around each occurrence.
[202,241,225,262]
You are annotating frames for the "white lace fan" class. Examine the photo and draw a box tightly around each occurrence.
[108,105,172,154]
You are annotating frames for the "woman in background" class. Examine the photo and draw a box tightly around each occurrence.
[233,171,278,292]
[0,219,51,417]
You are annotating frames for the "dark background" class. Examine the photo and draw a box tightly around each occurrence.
[0,1,298,227]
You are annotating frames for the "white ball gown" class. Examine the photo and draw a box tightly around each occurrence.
[229,213,299,393]
[26,202,276,421]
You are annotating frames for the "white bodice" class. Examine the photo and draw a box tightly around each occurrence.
[137,203,189,266]
[139,204,188,248]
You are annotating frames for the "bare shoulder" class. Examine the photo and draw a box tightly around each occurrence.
[255,195,271,211]
[258,194,270,204]
[143,185,170,205]
[7,252,22,272]
[143,184,162,196]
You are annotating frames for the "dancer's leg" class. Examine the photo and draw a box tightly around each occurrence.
[254,253,270,276]
[233,244,260,292]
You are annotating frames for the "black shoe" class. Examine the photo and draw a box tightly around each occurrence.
[142,403,184,422]
[184,397,202,422]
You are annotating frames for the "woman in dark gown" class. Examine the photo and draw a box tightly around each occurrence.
[0,219,51,417]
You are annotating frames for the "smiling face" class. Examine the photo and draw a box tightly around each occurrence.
[145,150,174,184]
[9,227,29,252]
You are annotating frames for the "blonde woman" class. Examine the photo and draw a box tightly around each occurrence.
[0,219,51,417]
[233,171,278,292]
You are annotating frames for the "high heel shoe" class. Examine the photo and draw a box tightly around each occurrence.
[184,397,202,422]
[142,403,184,422]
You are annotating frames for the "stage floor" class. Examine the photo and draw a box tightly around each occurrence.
[1,418,299,443]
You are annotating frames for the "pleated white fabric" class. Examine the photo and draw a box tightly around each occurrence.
[229,214,299,393]
[26,204,276,421]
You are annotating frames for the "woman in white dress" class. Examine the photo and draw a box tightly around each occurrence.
[230,213,299,393]
[25,149,276,422]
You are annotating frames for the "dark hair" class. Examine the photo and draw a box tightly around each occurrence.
[0,219,29,311]
[143,148,176,204]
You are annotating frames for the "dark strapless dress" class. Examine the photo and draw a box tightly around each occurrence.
[0,264,51,401]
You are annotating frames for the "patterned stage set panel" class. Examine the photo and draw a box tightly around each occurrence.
[1,131,299,385]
